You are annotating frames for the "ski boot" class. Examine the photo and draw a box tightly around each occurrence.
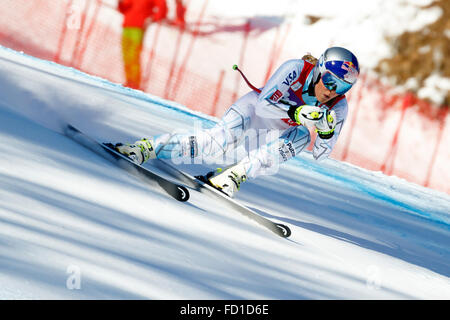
[114,138,156,164]
[203,161,247,198]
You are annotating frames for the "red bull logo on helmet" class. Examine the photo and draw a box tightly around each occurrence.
[342,61,355,69]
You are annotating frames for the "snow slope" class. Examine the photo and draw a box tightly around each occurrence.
[0,46,449,299]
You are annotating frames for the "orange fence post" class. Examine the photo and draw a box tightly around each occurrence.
[163,25,186,99]
[342,73,366,161]
[380,92,413,175]
[68,0,89,66]
[54,0,74,64]
[424,107,448,187]
[73,0,102,70]
[141,22,163,91]
[211,70,226,117]
[171,0,209,101]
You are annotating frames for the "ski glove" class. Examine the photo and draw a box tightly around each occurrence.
[315,109,336,139]
[287,105,336,139]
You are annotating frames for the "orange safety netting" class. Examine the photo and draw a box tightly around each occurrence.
[0,0,448,194]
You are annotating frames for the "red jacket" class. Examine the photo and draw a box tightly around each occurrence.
[119,0,168,28]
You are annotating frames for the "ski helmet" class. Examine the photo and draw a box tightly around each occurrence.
[312,47,360,95]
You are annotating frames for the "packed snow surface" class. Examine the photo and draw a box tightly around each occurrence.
[0,46,449,299]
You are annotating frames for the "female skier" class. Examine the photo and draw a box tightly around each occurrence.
[114,46,360,197]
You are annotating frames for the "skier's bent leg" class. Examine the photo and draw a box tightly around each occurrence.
[154,103,252,162]
[208,126,310,197]
[115,91,254,165]
[245,125,311,178]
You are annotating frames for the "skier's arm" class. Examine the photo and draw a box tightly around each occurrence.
[254,59,304,119]
[312,100,348,161]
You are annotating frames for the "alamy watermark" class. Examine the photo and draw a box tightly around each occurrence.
[164,119,298,176]
[366,265,382,290]
[66,265,82,290]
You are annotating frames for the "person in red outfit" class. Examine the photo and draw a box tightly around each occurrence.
[118,0,168,90]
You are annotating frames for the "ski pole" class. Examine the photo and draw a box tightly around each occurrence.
[233,64,294,109]
[232,64,261,93]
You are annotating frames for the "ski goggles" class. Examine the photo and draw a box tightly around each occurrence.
[321,71,353,95]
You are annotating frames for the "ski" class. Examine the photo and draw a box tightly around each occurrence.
[152,160,292,238]
[65,125,290,236]
[64,125,189,202]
